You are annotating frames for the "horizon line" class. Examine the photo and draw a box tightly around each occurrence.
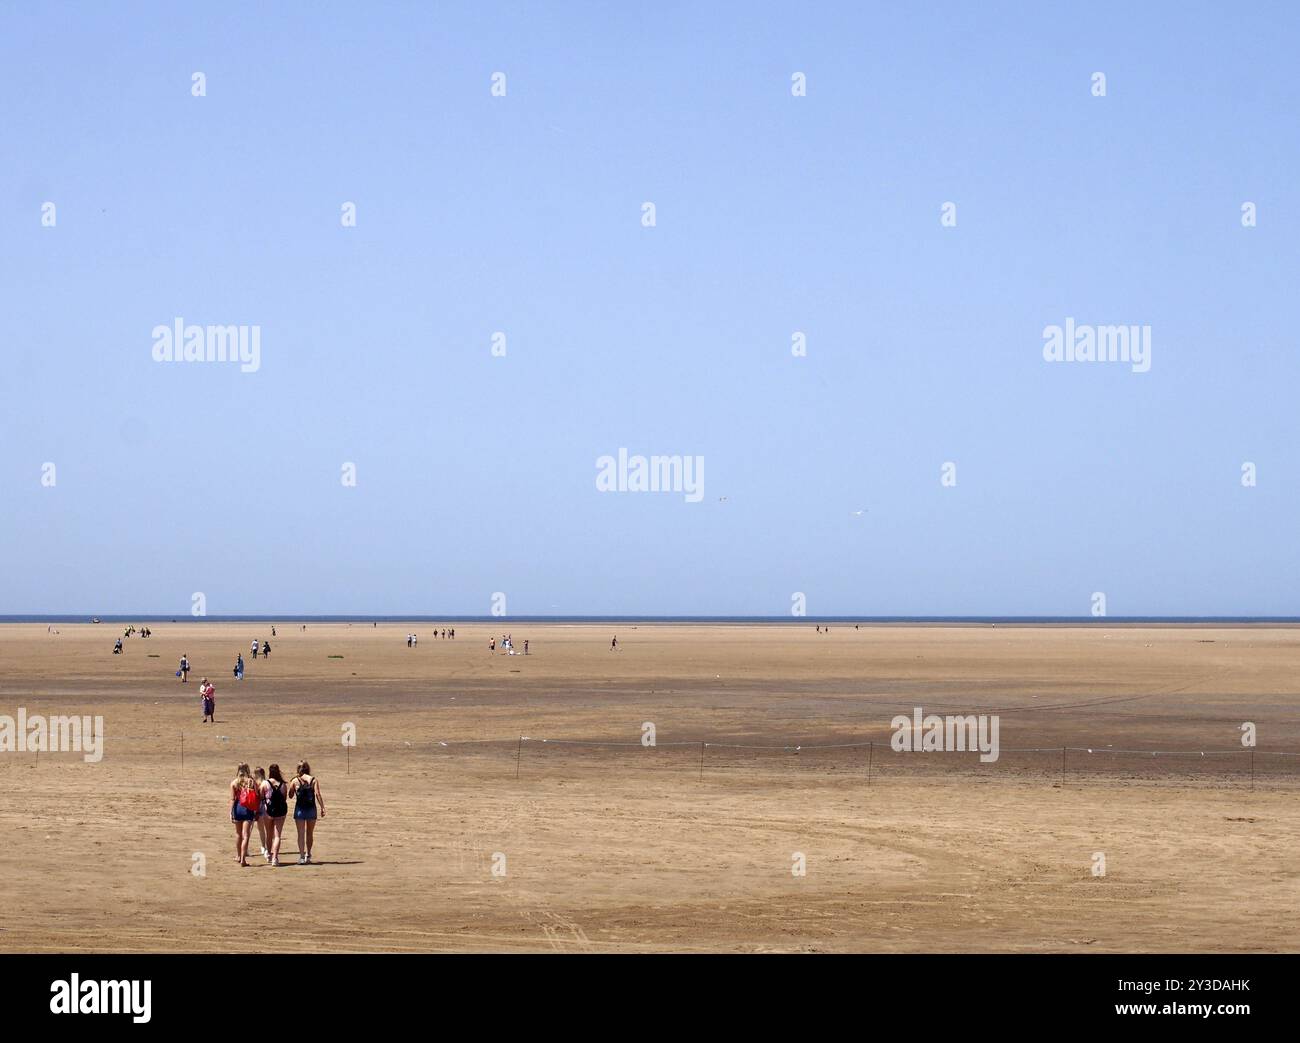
[7,614,1300,625]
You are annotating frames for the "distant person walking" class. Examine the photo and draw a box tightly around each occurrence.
[251,639,259,659]
[610,635,617,651]
[178,655,190,682]
[524,639,529,655]
[234,653,245,681]
[200,678,215,722]
[261,639,271,659]
[288,762,324,865]
[113,637,123,654]
[230,763,259,867]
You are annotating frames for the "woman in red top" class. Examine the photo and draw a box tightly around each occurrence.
[230,763,258,867]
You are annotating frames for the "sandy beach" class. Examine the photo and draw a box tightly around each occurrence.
[1,621,1297,952]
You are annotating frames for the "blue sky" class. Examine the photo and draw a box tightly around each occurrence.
[2,2,1298,616]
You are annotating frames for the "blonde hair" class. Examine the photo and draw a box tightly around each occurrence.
[235,763,254,791]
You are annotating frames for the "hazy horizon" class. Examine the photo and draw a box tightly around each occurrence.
[9,613,1300,624]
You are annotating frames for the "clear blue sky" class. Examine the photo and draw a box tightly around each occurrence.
[3,2,1298,616]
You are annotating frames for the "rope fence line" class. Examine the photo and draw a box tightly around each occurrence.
[23,732,1300,757]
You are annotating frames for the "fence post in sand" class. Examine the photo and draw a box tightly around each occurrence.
[1060,746,1066,787]
[698,741,705,782]
[1250,748,1255,791]
[180,731,184,774]
[346,744,351,775]
[867,741,873,787]
[515,736,523,780]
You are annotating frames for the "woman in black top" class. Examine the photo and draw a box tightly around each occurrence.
[264,764,290,867]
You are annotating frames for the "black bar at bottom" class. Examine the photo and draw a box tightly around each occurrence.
[0,953,1287,1030]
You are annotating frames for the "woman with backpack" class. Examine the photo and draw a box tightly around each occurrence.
[287,761,325,865]
[230,763,260,867]
[263,764,289,867]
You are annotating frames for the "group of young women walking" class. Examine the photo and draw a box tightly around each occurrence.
[229,761,325,867]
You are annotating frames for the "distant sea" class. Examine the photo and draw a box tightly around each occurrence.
[3,615,1299,625]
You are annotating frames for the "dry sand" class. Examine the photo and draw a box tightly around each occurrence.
[1,621,1297,952]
